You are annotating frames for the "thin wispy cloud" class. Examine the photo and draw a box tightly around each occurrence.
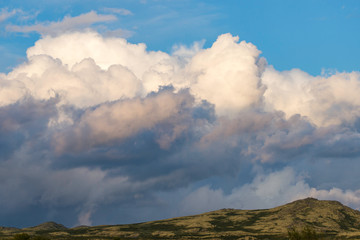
[102,7,133,16]
[0,8,18,22]
[6,11,117,36]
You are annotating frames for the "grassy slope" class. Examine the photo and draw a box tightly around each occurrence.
[2,198,360,239]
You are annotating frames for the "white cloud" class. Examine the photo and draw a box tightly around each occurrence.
[22,32,269,117]
[0,8,18,22]
[180,168,307,214]
[25,31,171,80]
[181,167,360,215]
[189,33,266,116]
[8,30,360,126]
[4,55,142,108]
[102,7,133,16]
[172,40,205,59]
[0,74,27,106]
[310,188,360,209]
[6,11,117,36]
[263,67,360,126]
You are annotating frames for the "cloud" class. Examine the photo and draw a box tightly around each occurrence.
[0,8,18,22]
[102,7,133,16]
[78,210,93,226]
[263,67,360,126]
[23,32,268,116]
[25,31,171,80]
[103,28,134,38]
[53,88,194,153]
[9,32,267,116]
[180,168,308,214]
[5,55,143,108]
[181,167,360,215]
[189,33,266,116]
[172,40,205,59]
[6,11,117,36]
[1,31,360,227]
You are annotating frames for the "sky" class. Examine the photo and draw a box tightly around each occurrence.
[0,0,360,228]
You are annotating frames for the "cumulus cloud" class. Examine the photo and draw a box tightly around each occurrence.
[53,88,194,152]
[181,167,360,215]
[25,31,171,80]
[263,67,360,126]
[1,30,360,227]
[310,188,360,209]
[180,168,307,214]
[5,55,143,108]
[6,11,117,36]
[22,32,268,115]
[189,34,266,116]
[172,40,205,59]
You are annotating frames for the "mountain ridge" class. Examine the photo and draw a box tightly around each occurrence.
[2,198,360,239]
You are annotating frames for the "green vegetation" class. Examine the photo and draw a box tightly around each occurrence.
[288,226,319,240]
[1,198,360,239]
[12,234,31,240]
[12,233,49,240]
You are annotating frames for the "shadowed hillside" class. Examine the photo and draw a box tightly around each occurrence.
[1,198,360,239]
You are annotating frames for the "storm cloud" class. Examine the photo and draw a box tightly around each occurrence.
[1,31,360,227]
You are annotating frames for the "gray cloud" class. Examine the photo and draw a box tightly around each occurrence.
[53,88,195,153]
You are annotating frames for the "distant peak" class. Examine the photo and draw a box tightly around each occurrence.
[292,197,345,206]
[297,197,318,202]
[24,221,67,231]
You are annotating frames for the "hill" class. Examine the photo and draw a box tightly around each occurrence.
[23,221,68,231]
[1,198,360,239]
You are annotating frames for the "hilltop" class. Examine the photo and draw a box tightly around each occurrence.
[1,198,360,239]
[23,222,67,231]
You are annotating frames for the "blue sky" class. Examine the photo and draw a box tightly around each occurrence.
[0,0,360,228]
[1,0,359,74]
